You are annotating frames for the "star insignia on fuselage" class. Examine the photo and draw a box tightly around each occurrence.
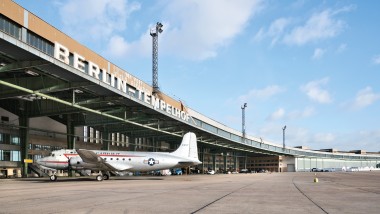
[148,158,155,166]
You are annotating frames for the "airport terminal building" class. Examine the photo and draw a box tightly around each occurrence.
[1,0,380,178]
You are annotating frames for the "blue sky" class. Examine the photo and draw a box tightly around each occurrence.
[15,0,380,152]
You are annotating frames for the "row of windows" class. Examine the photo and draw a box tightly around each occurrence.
[250,159,279,163]
[0,14,53,56]
[29,144,63,151]
[250,163,279,167]
[84,126,131,147]
[0,133,20,145]
[0,150,20,161]
[0,15,21,39]
[103,157,129,161]
[26,31,54,56]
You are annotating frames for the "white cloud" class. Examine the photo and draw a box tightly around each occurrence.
[267,107,315,121]
[357,130,380,152]
[352,87,380,109]
[239,85,285,102]
[253,5,354,47]
[314,133,336,143]
[59,0,141,42]
[288,107,315,119]
[105,29,151,58]
[301,77,332,104]
[106,35,130,57]
[336,43,347,53]
[372,55,380,65]
[253,17,292,46]
[106,0,263,60]
[312,48,325,60]
[161,0,263,60]
[267,108,285,121]
[283,6,354,45]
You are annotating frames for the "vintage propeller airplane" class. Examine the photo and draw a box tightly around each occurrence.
[37,132,201,181]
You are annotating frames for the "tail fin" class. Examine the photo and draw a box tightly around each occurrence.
[171,132,199,161]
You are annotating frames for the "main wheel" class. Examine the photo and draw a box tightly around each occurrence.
[96,175,103,181]
[102,173,110,180]
[50,175,57,181]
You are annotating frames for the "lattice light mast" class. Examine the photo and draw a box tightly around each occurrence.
[150,22,163,94]
[282,125,287,149]
[241,103,247,141]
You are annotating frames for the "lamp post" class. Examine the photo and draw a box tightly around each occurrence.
[282,125,286,149]
[241,103,247,141]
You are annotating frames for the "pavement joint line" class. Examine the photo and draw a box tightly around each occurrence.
[190,182,254,214]
[292,176,329,214]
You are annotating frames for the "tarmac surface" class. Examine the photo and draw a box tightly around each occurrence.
[1,171,379,214]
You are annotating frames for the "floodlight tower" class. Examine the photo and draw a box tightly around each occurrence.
[282,125,287,149]
[150,22,163,94]
[241,103,247,141]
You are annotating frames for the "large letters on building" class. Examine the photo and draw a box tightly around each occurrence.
[53,42,189,122]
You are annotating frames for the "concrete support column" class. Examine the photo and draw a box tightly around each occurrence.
[152,137,156,152]
[234,154,238,171]
[66,115,75,177]
[223,152,227,172]
[66,115,75,149]
[200,147,205,173]
[212,154,216,171]
[129,136,136,151]
[19,115,29,178]
[102,128,110,150]
[244,153,248,170]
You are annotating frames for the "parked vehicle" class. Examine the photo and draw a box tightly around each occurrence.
[207,170,215,175]
[311,168,323,172]
[172,168,183,175]
[160,169,171,176]
[240,169,249,173]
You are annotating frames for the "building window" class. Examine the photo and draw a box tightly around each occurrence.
[0,133,10,144]
[11,151,20,161]
[0,15,21,39]
[26,30,54,56]
[11,136,20,145]
[0,150,10,161]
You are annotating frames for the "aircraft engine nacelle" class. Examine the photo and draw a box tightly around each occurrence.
[69,156,98,170]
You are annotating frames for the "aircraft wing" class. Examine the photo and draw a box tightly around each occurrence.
[178,161,202,166]
[76,149,132,171]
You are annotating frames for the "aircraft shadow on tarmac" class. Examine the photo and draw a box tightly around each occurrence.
[17,176,165,183]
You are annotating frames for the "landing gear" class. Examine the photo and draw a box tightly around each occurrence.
[102,172,110,180]
[96,174,103,181]
[96,171,110,181]
[50,174,57,181]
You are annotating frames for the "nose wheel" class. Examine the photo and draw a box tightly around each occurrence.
[50,174,57,181]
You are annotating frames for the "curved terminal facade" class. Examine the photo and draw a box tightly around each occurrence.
[1,0,379,178]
